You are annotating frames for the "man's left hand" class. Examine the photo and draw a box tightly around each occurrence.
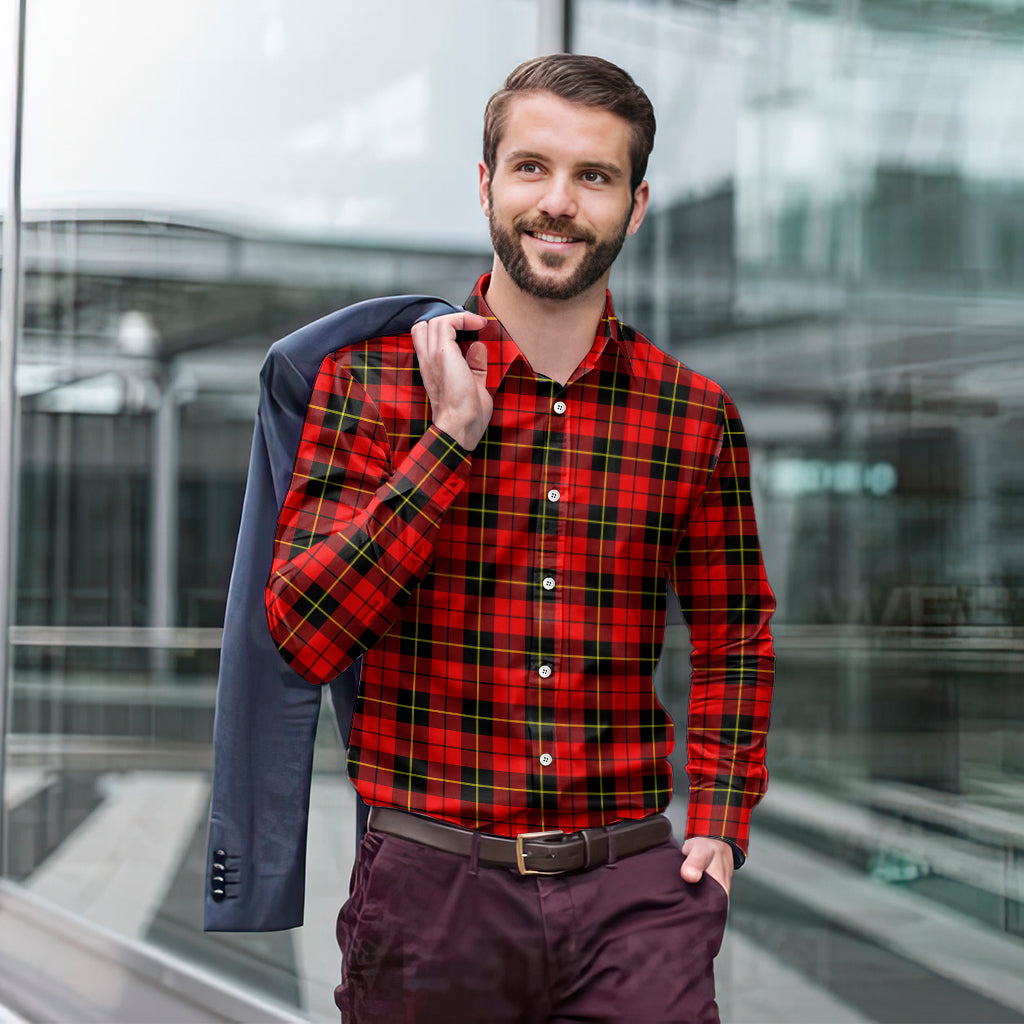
[680,836,734,895]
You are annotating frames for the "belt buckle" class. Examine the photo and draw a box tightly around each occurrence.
[515,830,565,875]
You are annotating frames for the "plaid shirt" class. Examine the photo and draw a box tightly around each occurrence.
[266,275,775,854]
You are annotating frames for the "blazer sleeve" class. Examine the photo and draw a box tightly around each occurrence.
[204,296,457,932]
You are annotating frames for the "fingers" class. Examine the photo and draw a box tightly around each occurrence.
[411,311,493,451]
[411,312,487,371]
[412,310,487,345]
[457,311,488,332]
[411,312,482,377]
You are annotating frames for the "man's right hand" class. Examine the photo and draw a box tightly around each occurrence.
[411,311,491,451]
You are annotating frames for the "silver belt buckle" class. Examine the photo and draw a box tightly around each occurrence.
[515,829,565,875]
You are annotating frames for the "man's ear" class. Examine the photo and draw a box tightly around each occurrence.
[626,180,650,237]
[479,162,492,216]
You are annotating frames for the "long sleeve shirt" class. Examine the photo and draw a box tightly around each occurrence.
[265,275,775,855]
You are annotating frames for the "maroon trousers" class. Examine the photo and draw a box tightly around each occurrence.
[336,828,728,1023]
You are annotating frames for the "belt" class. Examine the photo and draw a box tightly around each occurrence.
[368,806,672,876]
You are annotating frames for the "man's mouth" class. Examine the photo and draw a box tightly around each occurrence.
[529,231,579,244]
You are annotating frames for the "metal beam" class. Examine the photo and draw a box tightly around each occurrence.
[0,0,28,880]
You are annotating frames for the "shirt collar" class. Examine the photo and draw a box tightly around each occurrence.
[462,274,636,391]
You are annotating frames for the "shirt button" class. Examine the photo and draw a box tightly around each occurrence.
[547,488,560,502]
[539,753,553,767]
[538,664,552,679]
[542,576,555,590]
[553,401,567,415]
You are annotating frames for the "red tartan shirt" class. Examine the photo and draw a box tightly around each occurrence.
[266,275,775,855]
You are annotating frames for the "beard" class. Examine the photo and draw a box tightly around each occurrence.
[487,189,631,301]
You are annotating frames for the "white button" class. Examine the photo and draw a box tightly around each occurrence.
[547,488,560,502]
[538,664,552,679]
[539,753,553,767]
[542,577,555,590]
[553,401,567,415]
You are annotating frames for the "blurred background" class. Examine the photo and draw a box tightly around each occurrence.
[0,0,1022,1021]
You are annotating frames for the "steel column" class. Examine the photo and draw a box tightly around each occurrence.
[537,0,572,52]
[0,0,28,877]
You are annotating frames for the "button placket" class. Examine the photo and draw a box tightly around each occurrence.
[531,381,567,795]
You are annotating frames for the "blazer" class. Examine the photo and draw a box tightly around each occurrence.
[204,294,459,932]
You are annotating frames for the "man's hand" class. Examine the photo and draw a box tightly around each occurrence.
[680,836,734,896]
[411,311,491,451]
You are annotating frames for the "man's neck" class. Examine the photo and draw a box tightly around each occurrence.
[483,260,609,386]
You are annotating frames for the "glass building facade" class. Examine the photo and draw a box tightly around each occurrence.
[1,1,1023,1020]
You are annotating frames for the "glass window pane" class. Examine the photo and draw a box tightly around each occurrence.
[22,0,539,246]
[11,2,540,1018]
[0,1,12,214]
[575,1,1024,1021]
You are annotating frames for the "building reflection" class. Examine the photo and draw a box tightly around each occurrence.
[2,1,1024,1021]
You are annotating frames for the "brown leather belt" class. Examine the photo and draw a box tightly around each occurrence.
[368,807,672,876]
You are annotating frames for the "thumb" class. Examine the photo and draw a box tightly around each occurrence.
[466,341,488,377]
[680,843,710,883]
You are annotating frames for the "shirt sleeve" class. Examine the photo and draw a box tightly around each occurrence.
[265,352,471,684]
[670,389,776,859]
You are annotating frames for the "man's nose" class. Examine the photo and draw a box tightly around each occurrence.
[536,175,578,220]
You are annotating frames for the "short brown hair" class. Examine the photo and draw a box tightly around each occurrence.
[483,54,656,193]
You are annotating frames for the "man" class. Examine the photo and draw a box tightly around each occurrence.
[265,54,774,1023]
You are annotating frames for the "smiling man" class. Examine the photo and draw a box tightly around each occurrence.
[265,54,775,1023]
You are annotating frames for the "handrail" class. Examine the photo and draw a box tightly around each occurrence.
[9,625,223,648]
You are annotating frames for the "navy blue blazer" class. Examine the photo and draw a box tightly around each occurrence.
[204,295,459,932]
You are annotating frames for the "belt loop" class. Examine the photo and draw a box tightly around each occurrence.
[607,828,618,869]
[581,829,594,869]
[468,831,480,877]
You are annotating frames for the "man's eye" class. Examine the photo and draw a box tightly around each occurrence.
[518,162,541,174]
[582,171,607,184]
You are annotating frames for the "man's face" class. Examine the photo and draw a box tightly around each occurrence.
[480,92,649,302]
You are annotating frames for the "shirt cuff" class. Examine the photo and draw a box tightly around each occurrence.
[689,834,746,870]
[431,424,473,459]
[724,840,746,870]
[386,424,472,513]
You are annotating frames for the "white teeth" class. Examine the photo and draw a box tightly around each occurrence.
[533,232,575,244]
